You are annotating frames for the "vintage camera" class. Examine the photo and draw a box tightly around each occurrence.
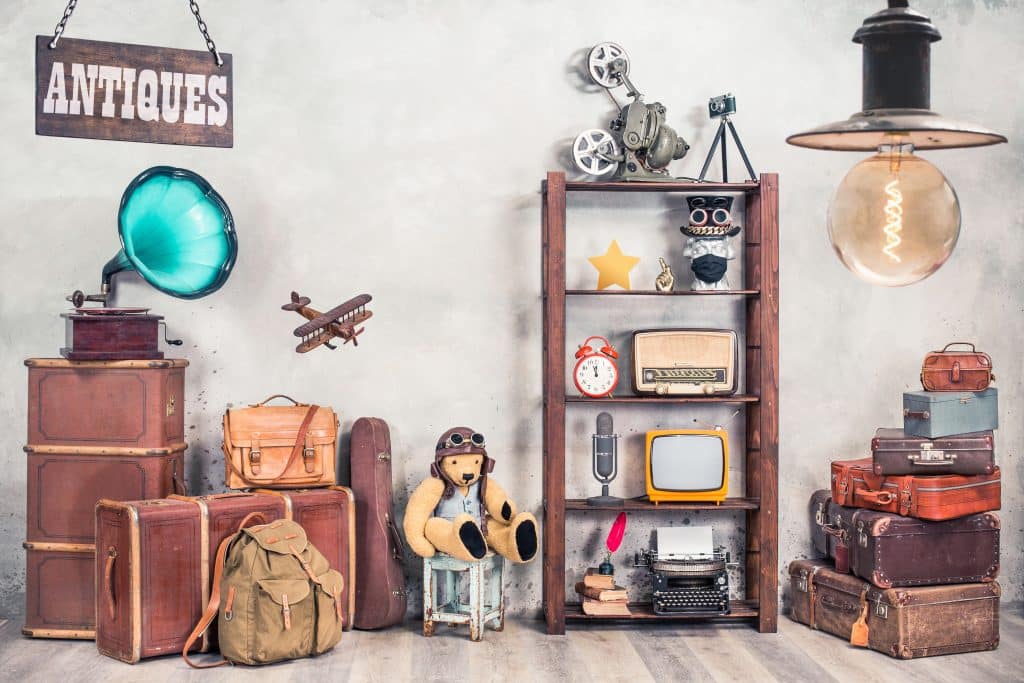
[708,93,737,119]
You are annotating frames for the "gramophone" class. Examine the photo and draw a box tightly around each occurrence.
[63,166,237,360]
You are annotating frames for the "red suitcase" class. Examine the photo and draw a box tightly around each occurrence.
[831,458,1000,521]
[350,417,407,629]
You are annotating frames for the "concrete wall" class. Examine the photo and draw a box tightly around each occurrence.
[1,0,1021,617]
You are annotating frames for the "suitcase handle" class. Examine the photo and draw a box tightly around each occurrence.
[902,409,930,420]
[940,342,977,353]
[104,547,118,621]
[819,593,859,614]
[855,489,894,505]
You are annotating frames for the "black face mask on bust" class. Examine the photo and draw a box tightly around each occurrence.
[691,254,728,283]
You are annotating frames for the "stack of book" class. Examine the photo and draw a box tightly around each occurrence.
[576,568,630,616]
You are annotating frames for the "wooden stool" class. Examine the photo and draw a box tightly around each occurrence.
[422,552,505,641]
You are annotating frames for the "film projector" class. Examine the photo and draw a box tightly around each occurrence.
[572,42,690,181]
[63,166,238,360]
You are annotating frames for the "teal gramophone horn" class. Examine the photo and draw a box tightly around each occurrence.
[69,166,237,307]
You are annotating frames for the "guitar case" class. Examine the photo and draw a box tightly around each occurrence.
[350,417,407,628]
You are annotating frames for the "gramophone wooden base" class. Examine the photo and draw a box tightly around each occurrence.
[61,312,164,361]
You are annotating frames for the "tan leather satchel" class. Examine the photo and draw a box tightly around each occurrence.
[920,342,994,392]
[223,395,338,489]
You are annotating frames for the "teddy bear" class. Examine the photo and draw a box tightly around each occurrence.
[403,427,538,564]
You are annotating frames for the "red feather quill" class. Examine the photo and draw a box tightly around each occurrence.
[606,512,627,554]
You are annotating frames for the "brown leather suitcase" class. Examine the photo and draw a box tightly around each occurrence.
[350,417,407,629]
[831,457,1000,521]
[871,428,995,476]
[26,446,186,545]
[22,542,96,639]
[788,559,1000,659]
[23,358,189,640]
[95,493,289,663]
[251,487,356,631]
[26,358,187,449]
[808,491,1000,588]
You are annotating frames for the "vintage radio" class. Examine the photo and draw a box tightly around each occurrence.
[645,429,729,504]
[635,527,732,616]
[632,329,737,395]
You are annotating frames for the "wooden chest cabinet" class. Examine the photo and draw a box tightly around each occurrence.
[22,358,188,639]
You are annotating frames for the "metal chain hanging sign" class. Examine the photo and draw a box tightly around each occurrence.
[35,0,233,147]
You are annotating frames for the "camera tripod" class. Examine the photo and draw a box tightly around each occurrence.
[698,114,756,183]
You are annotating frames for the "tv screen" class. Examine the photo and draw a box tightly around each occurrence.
[651,434,725,492]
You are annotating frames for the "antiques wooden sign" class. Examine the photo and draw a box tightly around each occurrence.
[35,36,233,147]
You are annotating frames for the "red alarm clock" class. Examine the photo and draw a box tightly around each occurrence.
[573,335,619,398]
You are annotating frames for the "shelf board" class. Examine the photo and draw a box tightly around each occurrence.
[563,180,760,193]
[565,289,759,297]
[565,599,759,622]
[565,496,760,511]
[566,395,758,405]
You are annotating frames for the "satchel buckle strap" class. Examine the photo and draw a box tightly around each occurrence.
[900,486,913,514]
[250,434,262,475]
[303,436,316,474]
[282,594,291,630]
[951,360,962,383]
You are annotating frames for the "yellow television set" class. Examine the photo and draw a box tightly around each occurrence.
[645,429,729,504]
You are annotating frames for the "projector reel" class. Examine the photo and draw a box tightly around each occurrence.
[572,128,619,176]
[587,42,629,89]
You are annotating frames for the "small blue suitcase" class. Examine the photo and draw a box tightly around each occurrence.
[903,388,998,438]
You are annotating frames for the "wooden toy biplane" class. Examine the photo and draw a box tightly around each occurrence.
[282,292,373,353]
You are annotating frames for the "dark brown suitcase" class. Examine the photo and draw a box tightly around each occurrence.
[871,428,995,476]
[809,490,850,571]
[809,491,1000,588]
[844,508,1000,588]
[22,542,95,639]
[788,559,1000,659]
[95,493,289,663]
[26,358,187,449]
[831,457,1001,520]
[350,417,407,629]
[252,486,356,631]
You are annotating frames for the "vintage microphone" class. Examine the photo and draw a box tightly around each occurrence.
[587,411,622,507]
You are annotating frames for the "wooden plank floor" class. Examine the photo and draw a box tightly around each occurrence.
[1,613,1022,682]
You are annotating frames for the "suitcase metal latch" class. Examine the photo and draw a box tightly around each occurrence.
[377,452,391,462]
[797,574,808,593]
[166,395,176,417]
[875,602,888,619]
[857,521,868,548]
[909,443,954,465]
[815,503,826,526]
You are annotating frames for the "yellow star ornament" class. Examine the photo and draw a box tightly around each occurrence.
[588,240,641,290]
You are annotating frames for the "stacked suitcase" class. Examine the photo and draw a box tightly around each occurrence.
[789,350,1001,659]
[23,358,188,639]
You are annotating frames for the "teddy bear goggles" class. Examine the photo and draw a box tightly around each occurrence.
[437,432,486,450]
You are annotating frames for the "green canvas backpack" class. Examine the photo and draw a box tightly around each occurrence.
[183,512,345,668]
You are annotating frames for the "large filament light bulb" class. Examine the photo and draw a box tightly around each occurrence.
[827,142,960,286]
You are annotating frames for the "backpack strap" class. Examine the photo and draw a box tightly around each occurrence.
[182,512,269,669]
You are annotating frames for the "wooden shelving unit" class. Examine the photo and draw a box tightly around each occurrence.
[541,171,779,634]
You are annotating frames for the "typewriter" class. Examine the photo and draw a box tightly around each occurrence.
[635,526,734,616]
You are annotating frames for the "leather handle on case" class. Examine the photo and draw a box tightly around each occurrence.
[903,408,931,420]
[819,593,859,613]
[173,470,188,496]
[104,547,118,621]
[253,394,306,407]
[855,489,894,505]
[940,342,976,353]
[385,513,407,565]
